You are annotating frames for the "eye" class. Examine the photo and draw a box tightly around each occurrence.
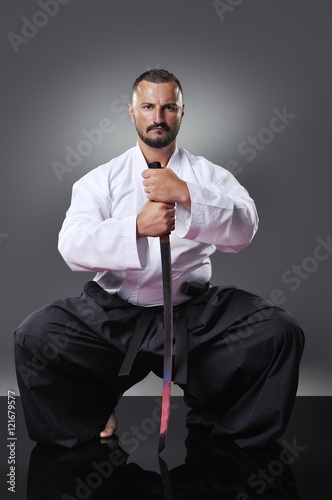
[143,104,152,109]
[165,104,177,111]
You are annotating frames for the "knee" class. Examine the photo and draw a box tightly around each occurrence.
[14,309,45,387]
[15,306,70,386]
[14,303,72,361]
[239,303,305,361]
[14,306,49,350]
[269,307,305,357]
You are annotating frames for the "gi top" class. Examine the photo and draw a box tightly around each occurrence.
[58,144,258,306]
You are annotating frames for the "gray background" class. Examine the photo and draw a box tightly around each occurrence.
[1,0,331,396]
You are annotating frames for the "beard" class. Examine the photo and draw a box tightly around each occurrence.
[135,121,181,149]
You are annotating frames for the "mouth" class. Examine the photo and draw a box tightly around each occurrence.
[147,124,170,133]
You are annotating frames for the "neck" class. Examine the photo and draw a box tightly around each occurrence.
[137,137,176,168]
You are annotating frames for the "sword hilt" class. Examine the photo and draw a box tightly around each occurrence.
[148,161,170,239]
[148,161,162,169]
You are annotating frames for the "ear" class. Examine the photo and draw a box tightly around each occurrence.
[128,103,135,122]
[181,104,185,118]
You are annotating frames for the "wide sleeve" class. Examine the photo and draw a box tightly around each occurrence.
[175,167,259,253]
[58,176,147,272]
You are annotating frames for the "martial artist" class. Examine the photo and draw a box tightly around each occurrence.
[15,69,304,448]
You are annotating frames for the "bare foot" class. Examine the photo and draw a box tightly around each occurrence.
[100,411,118,438]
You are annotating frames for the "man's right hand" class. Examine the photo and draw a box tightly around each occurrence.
[136,200,175,238]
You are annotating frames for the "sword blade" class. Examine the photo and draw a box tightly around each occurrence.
[147,161,174,454]
[158,233,173,454]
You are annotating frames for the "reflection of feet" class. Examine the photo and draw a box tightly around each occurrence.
[100,411,118,438]
[28,436,132,500]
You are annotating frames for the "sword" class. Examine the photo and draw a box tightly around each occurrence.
[148,161,174,454]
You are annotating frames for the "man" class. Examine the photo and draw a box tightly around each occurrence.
[14,69,304,449]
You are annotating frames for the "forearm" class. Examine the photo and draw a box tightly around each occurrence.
[175,181,259,252]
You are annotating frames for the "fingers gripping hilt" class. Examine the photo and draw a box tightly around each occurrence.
[148,161,162,169]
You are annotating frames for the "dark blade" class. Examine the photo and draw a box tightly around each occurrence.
[158,233,173,454]
[158,455,174,499]
[148,161,174,454]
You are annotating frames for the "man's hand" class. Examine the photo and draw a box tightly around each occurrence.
[142,168,191,211]
[137,200,175,238]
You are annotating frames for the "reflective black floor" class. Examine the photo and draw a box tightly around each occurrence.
[0,396,331,499]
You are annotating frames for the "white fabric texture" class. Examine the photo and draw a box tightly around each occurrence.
[58,144,258,306]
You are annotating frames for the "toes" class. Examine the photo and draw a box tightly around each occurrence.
[100,429,113,438]
[100,412,118,438]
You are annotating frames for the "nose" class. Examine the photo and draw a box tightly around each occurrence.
[153,106,165,124]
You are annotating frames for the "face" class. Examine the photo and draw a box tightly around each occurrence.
[129,80,184,149]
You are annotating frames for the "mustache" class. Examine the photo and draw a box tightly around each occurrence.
[146,122,170,132]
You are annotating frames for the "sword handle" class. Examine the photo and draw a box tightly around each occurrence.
[160,234,169,244]
[148,161,170,239]
[148,161,162,169]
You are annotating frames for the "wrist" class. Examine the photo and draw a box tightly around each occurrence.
[136,214,145,238]
[178,181,191,211]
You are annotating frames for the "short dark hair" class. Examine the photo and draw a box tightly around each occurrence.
[132,69,183,100]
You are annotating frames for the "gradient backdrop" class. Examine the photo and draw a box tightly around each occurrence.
[1,0,331,396]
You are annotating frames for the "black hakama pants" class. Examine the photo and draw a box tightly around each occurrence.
[14,281,304,448]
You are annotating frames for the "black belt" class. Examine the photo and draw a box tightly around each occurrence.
[84,281,209,387]
[118,307,157,377]
[118,305,188,386]
[118,282,210,386]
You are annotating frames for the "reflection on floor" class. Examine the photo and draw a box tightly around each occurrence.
[0,396,331,499]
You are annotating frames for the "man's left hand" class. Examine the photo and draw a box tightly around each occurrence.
[142,168,191,211]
